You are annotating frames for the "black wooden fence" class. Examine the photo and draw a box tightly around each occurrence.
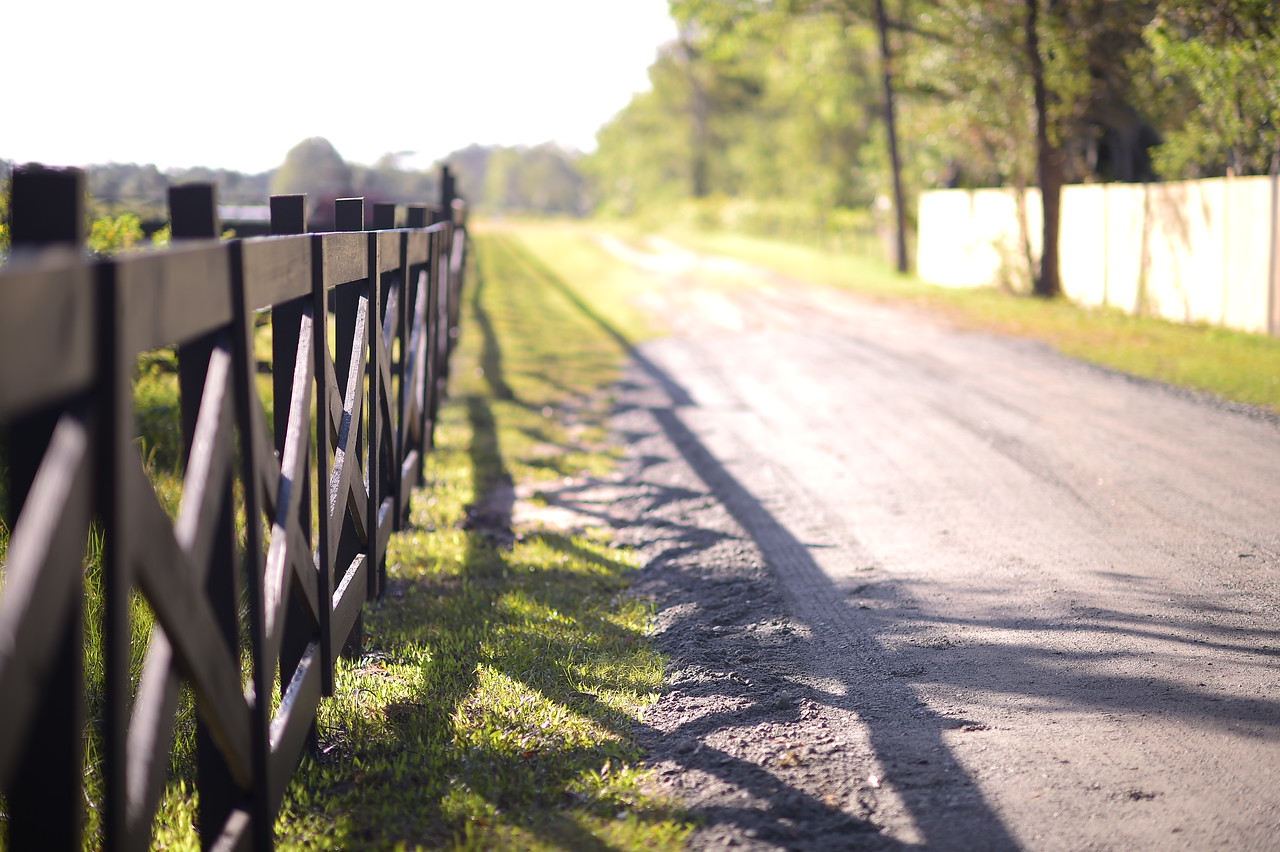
[0,164,467,850]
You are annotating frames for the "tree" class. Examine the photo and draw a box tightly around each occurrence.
[902,0,1154,294]
[660,0,899,239]
[1026,0,1062,297]
[873,0,909,272]
[349,152,438,208]
[443,144,494,207]
[594,2,886,237]
[1144,0,1280,178]
[590,0,1184,291]
[674,0,913,269]
[271,137,352,226]
[482,144,589,215]
[88,213,145,257]
[590,45,720,212]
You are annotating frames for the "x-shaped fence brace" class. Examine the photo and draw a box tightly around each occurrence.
[0,167,466,851]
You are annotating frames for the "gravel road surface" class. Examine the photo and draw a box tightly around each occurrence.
[574,236,1280,851]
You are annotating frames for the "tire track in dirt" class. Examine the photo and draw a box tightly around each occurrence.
[559,235,1280,850]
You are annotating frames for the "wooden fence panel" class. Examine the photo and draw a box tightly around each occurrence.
[0,167,95,850]
[0,164,467,850]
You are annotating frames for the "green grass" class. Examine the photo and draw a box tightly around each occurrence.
[630,226,1280,414]
[482,220,663,346]
[1,227,690,850]
[263,231,689,850]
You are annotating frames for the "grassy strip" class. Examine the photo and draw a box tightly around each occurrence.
[482,220,663,346]
[652,228,1280,414]
[3,226,682,849]
[266,231,689,850]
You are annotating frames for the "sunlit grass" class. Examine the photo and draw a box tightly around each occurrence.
[3,228,688,850]
[477,219,661,345]
[265,231,689,850]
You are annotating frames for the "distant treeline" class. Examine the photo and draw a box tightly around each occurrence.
[0,137,591,230]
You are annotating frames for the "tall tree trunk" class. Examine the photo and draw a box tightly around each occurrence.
[873,0,909,273]
[691,82,711,199]
[680,32,712,199]
[1026,0,1062,298]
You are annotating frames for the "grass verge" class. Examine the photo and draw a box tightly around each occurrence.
[267,230,689,850]
[3,226,683,850]
[643,227,1280,415]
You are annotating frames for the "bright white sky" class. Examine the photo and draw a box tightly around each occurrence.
[5,0,678,173]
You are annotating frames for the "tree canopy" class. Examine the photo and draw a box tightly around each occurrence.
[589,0,1280,290]
[1145,0,1280,178]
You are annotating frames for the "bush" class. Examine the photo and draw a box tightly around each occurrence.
[88,213,145,257]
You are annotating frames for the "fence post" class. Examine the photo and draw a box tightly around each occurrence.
[333,197,365,423]
[267,193,324,758]
[7,163,85,252]
[373,202,396,231]
[335,196,364,233]
[332,197,368,654]
[169,183,249,849]
[169,183,221,242]
[3,164,87,852]
[7,166,85,510]
[435,169,457,398]
[406,205,429,229]
[404,204,431,477]
[439,165,456,221]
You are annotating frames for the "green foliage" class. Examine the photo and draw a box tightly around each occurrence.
[1144,0,1280,177]
[87,162,169,220]
[0,167,9,258]
[0,160,12,260]
[590,4,890,238]
[263,231,687,849]
[591,0,1278,249]
[482,144,589,215]
[445,144,590,217]
[88,212,145,257]
[444,144,495,207]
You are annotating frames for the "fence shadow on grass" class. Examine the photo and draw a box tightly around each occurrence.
[506,239,1024,849]
[294,235,688,849]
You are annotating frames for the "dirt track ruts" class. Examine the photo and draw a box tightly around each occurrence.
[558,236,1280,851]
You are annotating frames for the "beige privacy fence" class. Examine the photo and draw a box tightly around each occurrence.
[917,176,1280,335]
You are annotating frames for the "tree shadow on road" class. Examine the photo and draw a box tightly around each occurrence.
[508,250,1017,848]
[516,238,1280,850]
[623,399,1023,850]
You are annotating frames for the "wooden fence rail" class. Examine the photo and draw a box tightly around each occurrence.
[0,164,468,850]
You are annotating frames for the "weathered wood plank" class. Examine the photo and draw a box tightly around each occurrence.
[267,641,323,812]
[241,236,312,310]
[0,250,94,415]
[0,413,91,784]
[329,554,368,655]
[116,242,234,353]
[319,232,367,287]
[377,230,401,273]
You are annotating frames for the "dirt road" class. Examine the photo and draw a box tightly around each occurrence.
[585,236,1280,850]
